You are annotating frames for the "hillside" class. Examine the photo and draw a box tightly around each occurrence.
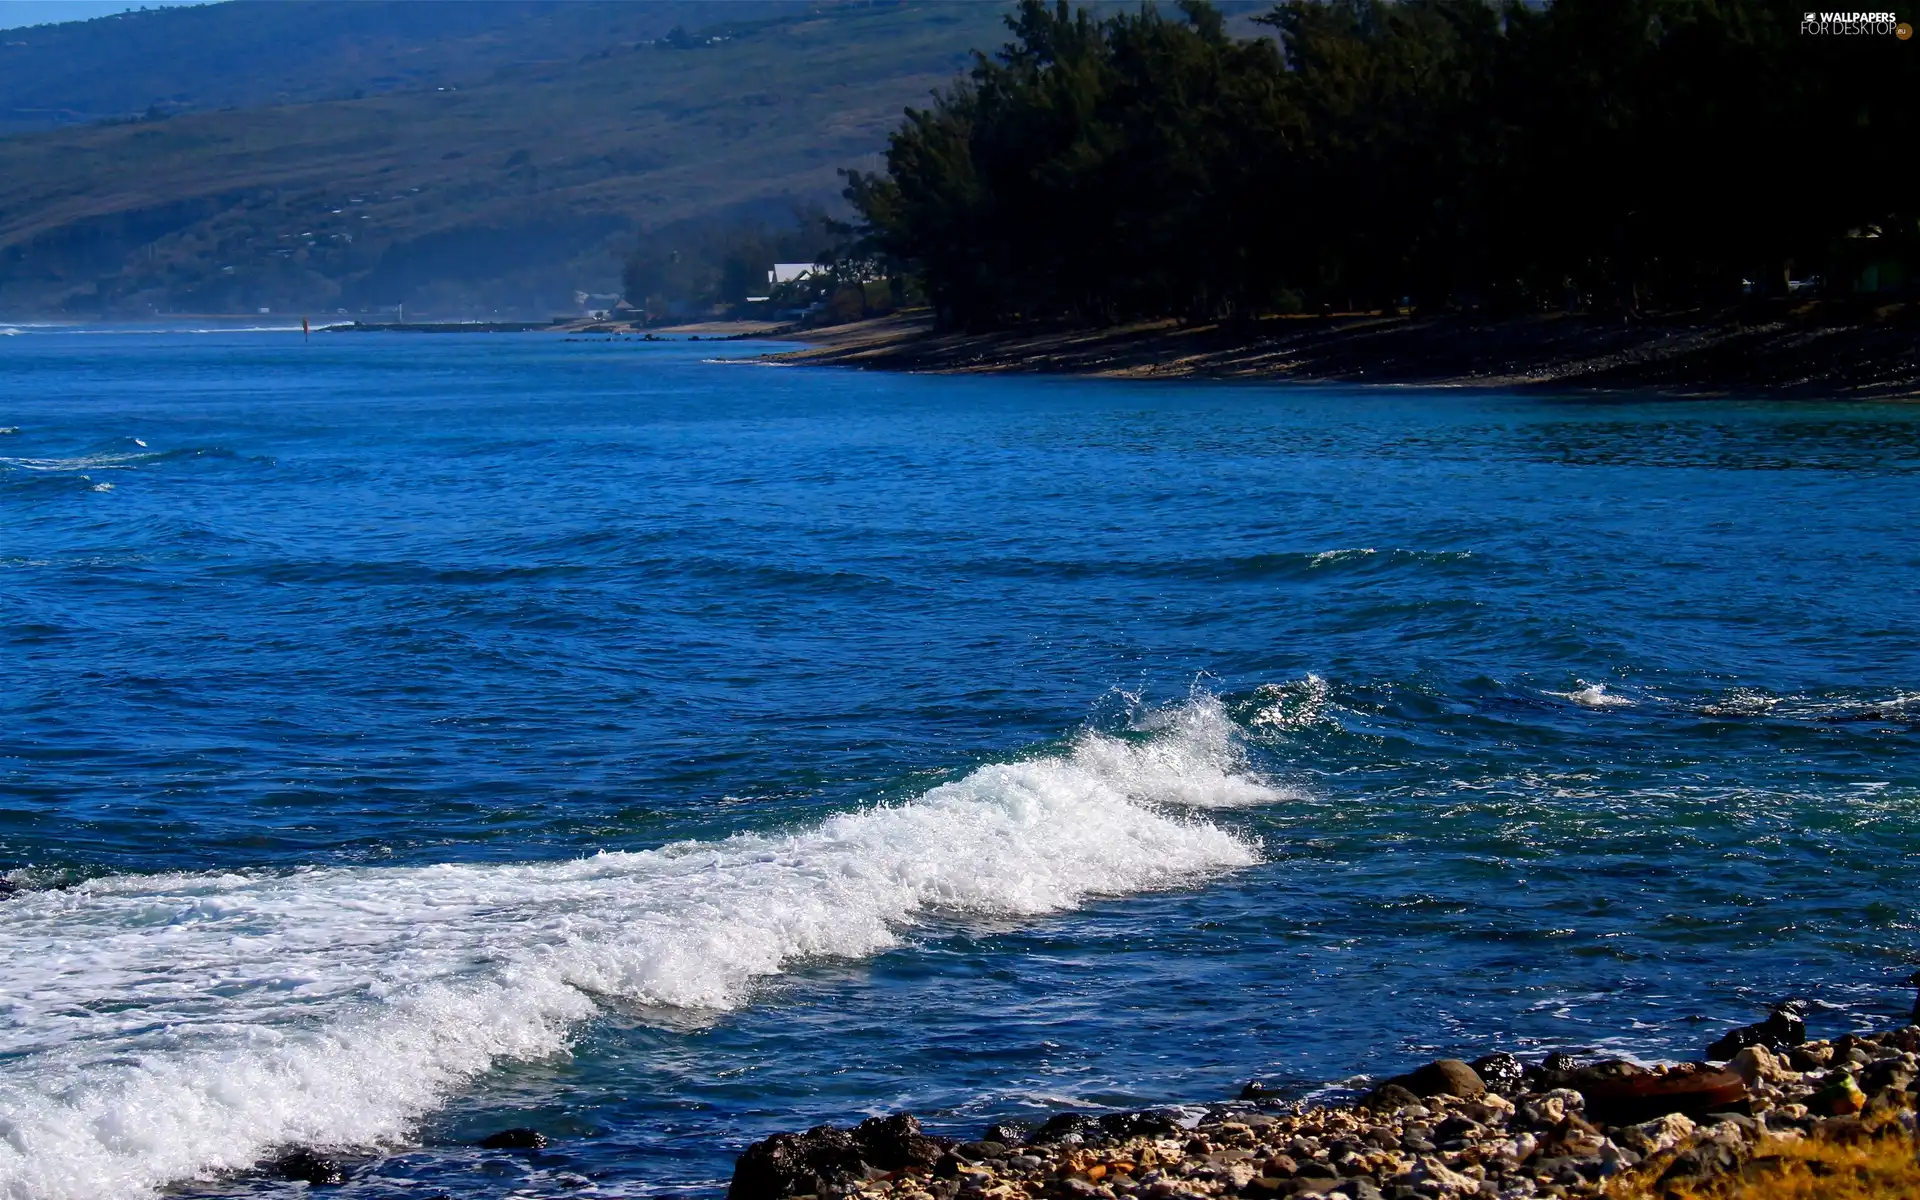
[0,1,1011,319]
[0,1,812,133]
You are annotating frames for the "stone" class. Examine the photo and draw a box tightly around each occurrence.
[1100,1111,1182,1141]
[270,1150,346,1187]
[1706,1001,1808,1061]
[478,1128,547,1150]
[1726,1045,1789,1088]
[1809,1074,1866,1116]
[729,1125,869,1200]
[1030,1113,1102,1146]
[1361,1084,1422,1113]
[1857,1058,1915,1097]
[0,877,16,899]
[1398,1060,1486,1101]
[856,1114,951,1170]
[957,1141,1008,1162]
[1788,1042,1835,1071]
[982,1123,1027,1146]
[1468,1054,1525,1097]
[1656,1141,1741,1187]
[1613,1112,1695,1157]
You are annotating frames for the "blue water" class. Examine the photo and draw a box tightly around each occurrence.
[2,327,1917,1200]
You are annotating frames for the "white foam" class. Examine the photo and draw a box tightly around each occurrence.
[0,700,1273,1200]
[1547,681,1636,709]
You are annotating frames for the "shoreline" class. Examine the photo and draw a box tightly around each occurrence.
[727,1023,1920,1200]
[755,311,1920,399]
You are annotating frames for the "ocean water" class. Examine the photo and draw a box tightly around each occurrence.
[2,327,1917,1200]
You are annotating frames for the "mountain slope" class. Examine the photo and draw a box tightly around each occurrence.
[0,1,1009,318]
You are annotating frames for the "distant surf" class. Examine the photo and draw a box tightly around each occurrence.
[0,697,1273,1200]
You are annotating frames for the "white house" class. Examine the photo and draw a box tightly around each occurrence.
[769,263,827,285]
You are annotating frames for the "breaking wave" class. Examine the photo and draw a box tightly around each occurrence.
[0,698,1273,1200]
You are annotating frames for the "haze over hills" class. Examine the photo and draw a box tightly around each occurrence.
[0,0,1013,319]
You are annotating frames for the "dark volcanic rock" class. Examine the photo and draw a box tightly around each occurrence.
[730,1125,868,1200]
[980,1122,1027,1146]
[478,1127,547,1149]
[1470,1052,1526,1096]
[270,1150,345,1186]
[1099,1110,1181,1140]
[1706,1001,1808,1060]
[854,1114,950,1170]
[1029,1112,1103,1145]
[729,1113,955,1200]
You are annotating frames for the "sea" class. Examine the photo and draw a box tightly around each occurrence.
[1,325,1917,1200]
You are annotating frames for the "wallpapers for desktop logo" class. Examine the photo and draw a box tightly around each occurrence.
[1800,10,1911,35]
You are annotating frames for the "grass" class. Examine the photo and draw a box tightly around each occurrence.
[1611,1118,1920,1200]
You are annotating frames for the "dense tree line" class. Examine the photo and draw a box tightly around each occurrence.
[843,0,1919,328]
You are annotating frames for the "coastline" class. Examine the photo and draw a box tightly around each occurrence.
[755,311,1920,399]
[726,1026,1920,1200]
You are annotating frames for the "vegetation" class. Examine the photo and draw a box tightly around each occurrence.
[1616,1117,1920,1200]
[843,0,1920,329]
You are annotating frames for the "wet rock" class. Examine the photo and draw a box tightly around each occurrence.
[1396,1059,1486,1100]
[1360,1083,1421,1112]
[1471,1052,1526,1096]
[981,1122,1027,1146]
[1029,1112,1103,1145]
[1706,1001,1808,1061]
[0,877,15,899]
[270,1149,346,1187]
[1239,1080,1285,1101]
[855,1114,951,1170]
[1099,1110,1181,1141]
[478,1128,547,1150]
[729,1125,868,1200]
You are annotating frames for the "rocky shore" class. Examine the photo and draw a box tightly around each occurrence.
[759,308,1920,399]
[727,1016,1920,1200]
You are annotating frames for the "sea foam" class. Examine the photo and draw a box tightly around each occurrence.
[0,698,1272,1200]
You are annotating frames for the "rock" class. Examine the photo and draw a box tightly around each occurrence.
[1397,1059,1486,1100]
[1335,1180,1383,1200]
[1706,1001,1808,1061]
[1656,1141,1741,1187]
[477,1128,547,1150]
[1469,1053,1526,1096]
[855,1114,951,1170]
[1432,1116,1486,1148]
[1788,1041,1835,1071]
[270,1150,345,1187]
[1808,1073,1866,1116]
[1726,1044,1790,1088]
[955,1140,1007,1162]
[1099,1110,1181,1140]
[981,1122,1027,1146]
[1030,1113,1102,1145]
[1360,1083,1422,1113]
[729,1125,869,1200]
[1857,1058,1915,1097]
[0,877,16,899]
[1240,1080,1284,1100]
[1613,1112,1696,1157]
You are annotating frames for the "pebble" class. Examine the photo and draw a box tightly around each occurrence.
[731,1026,1920,1200]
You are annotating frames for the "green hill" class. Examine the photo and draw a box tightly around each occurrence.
[0,1,1012,319]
